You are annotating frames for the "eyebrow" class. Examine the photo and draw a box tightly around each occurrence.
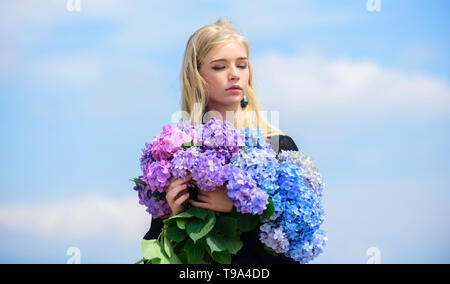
[210,57,248,64]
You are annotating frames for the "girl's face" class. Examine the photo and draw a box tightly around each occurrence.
[199,38,249,110]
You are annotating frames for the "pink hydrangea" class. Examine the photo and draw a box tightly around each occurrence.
[150,124,196,161]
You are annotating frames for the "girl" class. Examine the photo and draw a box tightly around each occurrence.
[144,18,299,264]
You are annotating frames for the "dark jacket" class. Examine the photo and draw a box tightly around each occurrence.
[143,135,299,264]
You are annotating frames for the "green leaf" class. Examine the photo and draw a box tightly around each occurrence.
[165,224,187,242]
[163,235,172,258]
[149,258,161,264]
[167,207,210,221]
[206,233,227,254]
[163,235,182,264]
[216,215,238,237]
[183,239,204,264]
[225,236,244,255]
[176,219,187,230]
[129,178,147,186]
[261,198,275,221]
[181,141,195,149]
[149,191,166,198]
[238,214,260,232]
[186,207,211,220]
[186,213,216,243]
[141,239,169,264]
[211,250,231,264]
[263,245,280,256]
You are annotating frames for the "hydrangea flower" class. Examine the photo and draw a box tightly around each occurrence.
[287,229,328,264]
[240,127,267,148]
[133,178,171,219]
[171,146,200,179]
[151,124,194,161]
[143,160,172,193]
[131,119,327,264]
[201,119,243,158]
[259,161,326,263]
[259,222,290,254]
[226,166,268,215]
[191,149,229,191]
[140,141,154,172]
[230,146,279,195]
[278,150,324,197]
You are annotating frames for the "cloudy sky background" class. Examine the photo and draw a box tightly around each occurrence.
[0,0,449,263]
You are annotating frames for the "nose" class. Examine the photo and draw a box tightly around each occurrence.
[228,65,240,81]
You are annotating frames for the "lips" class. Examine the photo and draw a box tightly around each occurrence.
[226,85,241,90]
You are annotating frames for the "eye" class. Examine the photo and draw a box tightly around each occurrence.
[212,64,248,71]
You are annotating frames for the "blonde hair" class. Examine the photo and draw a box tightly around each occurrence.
[179,17,285,138]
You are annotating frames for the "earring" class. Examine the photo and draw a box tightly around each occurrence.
[240,95,248,108]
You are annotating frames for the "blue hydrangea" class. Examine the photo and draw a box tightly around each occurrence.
[229,146,279,195]
[260,161,327,263]
[133,119,327,264]
[240,127,267,148]
[278,150,324,197]
[287,229,328,264]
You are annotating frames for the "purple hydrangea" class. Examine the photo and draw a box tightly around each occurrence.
[143,160,172,193]
[131,120,327,264]
[226,167,268,215]
[140,141,154,172]
[191,149,229,192]
[133,178,171,219]
[201,119,243,158]
[259,222,290,254]
[171,146,200,179]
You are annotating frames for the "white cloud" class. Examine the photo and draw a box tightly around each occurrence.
[251,51,450,143]
[0,194,151,242]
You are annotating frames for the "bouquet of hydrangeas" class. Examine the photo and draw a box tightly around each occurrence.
[130,118,326,264]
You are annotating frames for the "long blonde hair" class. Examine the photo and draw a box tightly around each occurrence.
[179,17,285,138]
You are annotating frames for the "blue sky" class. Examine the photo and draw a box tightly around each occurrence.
[0,0,449,263]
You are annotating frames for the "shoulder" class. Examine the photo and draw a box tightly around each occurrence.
[266,134,299,154]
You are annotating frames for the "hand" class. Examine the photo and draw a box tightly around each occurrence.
[189,184,233,213]
[165,175,191,217]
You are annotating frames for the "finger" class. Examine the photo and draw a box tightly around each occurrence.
[174,188,189,200]
[171,177,188,188]
[196,193,210,202]
[189,199,210,210]
[175,193,190,206]
[167,177,189,192]
[166,184,187,200]
[166,182,184,195]
[171,176,192,191]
